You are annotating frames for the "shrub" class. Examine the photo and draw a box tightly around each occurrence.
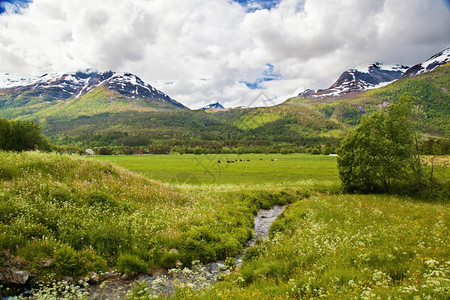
[214,237,241,258]
[98,147,113,155]
[253,261,288,282]
[182,239,216,264]
[160,252,180,269]
[117,254,147,275]
[0,118,53,152]
[0,167,15,181]
[88,222,125,257]
[311,148,321,155]
[18,239,57,263]
[242,247,260,262]
[52,244,80,277]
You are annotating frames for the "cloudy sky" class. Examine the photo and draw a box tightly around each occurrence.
[0,0,449,108]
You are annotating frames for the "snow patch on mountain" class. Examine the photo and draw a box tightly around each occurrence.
[0,70,185,109]
[403,47,450,77]
[199,102,225,110]
[298,62,409,99]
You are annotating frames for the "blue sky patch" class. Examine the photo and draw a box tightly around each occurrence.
[233,0,280,11]
[444,0,450,10]
[240,64,282,89]
[0,0,31,14]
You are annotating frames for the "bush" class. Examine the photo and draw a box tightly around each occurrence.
[117,253,147,275]
[160,252,180,269]
[18,239,57,263]
[311,148,321,155]
[52,244,80,277]
[242,247,260,262]
[182,239,216,264]
[0,118,53,152]
[98,147,113,155]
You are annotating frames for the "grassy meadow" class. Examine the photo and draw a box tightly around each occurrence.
[0,151,448,299]
[187,194,449,300]
[91,153,339,185]
[0,152,315,288]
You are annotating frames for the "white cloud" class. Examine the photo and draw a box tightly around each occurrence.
[0,0,449,109]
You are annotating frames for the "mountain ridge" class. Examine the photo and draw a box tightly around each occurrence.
[199,102,225,111]
[297,63,409,100]
[403,47,450,77]
[0,70,186,119]
[296,46,449,100]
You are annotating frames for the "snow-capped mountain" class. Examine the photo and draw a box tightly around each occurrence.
[199,102,225,110]
[0,70,186,109]
[298,63,409,99]
[403,47,450,77]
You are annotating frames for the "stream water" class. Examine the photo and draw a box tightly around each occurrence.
[88,205,286,299]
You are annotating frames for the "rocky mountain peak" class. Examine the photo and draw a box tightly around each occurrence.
[199,102,225,110]
[298,63,409,99]
[0,70,186,109]
[403,47,450,77]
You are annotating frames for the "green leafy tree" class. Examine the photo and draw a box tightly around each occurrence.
[337,94,423,193]
[0,118,53,152]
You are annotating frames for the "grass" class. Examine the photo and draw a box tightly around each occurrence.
[91,153,339,185]
[161,194,449,299]
[0,151,315,290]
[1,151,448,299]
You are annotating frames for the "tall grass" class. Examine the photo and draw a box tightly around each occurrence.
[0,151,308,284]
[183,194,449,299]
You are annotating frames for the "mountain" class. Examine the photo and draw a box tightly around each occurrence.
[287,61,450,137]
[297,63,409,99]
[0,70,185,119]
[0,48,448,151]
[199,102,225,111]
[403,47,450,77]
[339,62,450,136]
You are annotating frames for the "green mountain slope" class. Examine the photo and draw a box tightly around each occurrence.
[285,63,450,137]
[345,63,450,136]
[214,104,345,141]
[0,84,182,121]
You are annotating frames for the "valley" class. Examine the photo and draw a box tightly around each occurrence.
[0,152,448,299]
[0,46,449,299]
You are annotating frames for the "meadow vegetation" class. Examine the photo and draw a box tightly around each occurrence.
[179,194,449,300]
[92,153,339,185]
[0,152,316,290]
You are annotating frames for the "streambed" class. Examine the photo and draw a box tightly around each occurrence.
[88,205,286,299]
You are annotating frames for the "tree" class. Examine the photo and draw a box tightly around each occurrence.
[337,94,423,193]
[0,118,53,152]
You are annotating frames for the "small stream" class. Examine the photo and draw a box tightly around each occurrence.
[88,205,286,299]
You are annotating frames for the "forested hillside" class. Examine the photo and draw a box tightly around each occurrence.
[285,63,450,138]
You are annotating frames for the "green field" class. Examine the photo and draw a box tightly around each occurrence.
[1,152,448,299]
[91,154,339,186]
